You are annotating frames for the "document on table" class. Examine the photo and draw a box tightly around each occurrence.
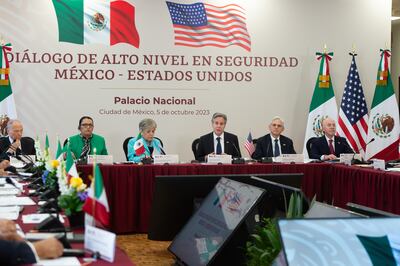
[0,196,36,206]
[0,206,19,220]
[22,213,65,224]
[0,187,20,195]
[34,257,80,266]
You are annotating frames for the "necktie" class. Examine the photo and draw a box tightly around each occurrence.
[274,139,280,157]
[329,139,335,154]
[80,138,91,160]
[216,137,222,154]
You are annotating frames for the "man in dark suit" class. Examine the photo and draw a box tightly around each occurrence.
[0,119,36,161]
[310,117,353,160]
[0,219,63,265]
[195,112,241,162]
[252,116,296,160]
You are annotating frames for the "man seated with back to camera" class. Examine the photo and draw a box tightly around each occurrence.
[66,116,108,163]
[195,112,241,162]
[309,117,353,161]
[127,118,164,163]
[0,219,63,265]
[252,116,296,160]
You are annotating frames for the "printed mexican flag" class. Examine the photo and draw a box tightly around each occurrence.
[365,50,400,161]
[134,133,145,155]
[52,0,140,47]
[83,163,110,227]
[303,52,338,157]
[0,43,17,119]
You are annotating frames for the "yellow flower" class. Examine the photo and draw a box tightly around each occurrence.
[77,183,87,192]
[51,160,59,168]
[70,177,83,188]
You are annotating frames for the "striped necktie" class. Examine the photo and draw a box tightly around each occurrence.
[80,138,91,160]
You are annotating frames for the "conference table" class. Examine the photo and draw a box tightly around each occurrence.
[16,190,134,264]
[77,162,400,234]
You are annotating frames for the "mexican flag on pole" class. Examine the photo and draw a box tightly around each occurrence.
[365,50,400,161]
[52,0,140,47]
[65,145,78,181]
[303,52,338,157]
[0,43,17,119]
[83,162,110,227]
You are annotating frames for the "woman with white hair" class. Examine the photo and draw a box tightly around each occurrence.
[127,118,164,163]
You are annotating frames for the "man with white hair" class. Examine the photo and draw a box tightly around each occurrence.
[0,119,35,161]
[252,116,296,160]
[309,117,353,160]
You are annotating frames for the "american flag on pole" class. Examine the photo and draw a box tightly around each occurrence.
[337,54,369,156]
[244,132,255,157]
[166,1,251,51]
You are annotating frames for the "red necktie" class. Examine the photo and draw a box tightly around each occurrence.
[329,139,335,154]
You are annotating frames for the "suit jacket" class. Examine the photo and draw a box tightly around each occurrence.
[195,132,241,162]
[67,133,108,159]
[252,134,296,160]
[0,136,36,161]
[0,239,36,265]
[310,136,353,160]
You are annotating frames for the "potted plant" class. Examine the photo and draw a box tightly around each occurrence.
[57,176,88,228]
[246,192,306,265]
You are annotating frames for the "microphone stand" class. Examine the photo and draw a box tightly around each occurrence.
[226,141,245,164]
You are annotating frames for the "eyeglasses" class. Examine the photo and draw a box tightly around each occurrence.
[81,124,94,128]
[271,124,283,128]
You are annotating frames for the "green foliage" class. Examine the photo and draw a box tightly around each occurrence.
[58,190,84,216]
[246,218,281,266]
[246,192,306,265]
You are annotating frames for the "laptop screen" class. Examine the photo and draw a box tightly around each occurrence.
[168,177,264,266]
[278,218,400,265]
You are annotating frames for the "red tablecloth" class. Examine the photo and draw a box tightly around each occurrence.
[78,163,330,233]
[77,163,400,234]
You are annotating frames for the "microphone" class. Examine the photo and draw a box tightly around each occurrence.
[226,141,245,164]
[351,138,375,164]
[5,177,22,192]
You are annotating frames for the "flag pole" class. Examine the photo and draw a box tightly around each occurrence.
[92,148,97,226]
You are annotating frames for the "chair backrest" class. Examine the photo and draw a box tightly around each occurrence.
[191,138,200,158]
[123,137,134,161]
[306,137,317,157]
[154,137,163,147]
[252,138,258,153]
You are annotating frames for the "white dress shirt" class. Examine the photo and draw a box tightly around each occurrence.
[270,135,281,157]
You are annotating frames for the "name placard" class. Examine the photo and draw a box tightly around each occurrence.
[85,225,116,262]
[87,155,113,164]
[372,159,385,170]
[340,153,354,166]
[153,154,179,164]
[279,154,304,163]
[207,154,232,164]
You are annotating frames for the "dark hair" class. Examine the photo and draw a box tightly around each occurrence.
[78,116,94,130]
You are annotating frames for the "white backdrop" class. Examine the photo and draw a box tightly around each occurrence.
[0,0,392,161]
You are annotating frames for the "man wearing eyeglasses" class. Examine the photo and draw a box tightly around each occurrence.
[252,116,296,160]
[66,116,108,161]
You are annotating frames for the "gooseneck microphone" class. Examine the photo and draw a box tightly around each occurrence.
[226,140,241,158]
[351,138,375,164]
[5,177,22,192]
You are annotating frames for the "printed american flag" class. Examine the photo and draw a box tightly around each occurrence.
[244,132,255,156]
[337,55,369,156]
[166,1,251,51]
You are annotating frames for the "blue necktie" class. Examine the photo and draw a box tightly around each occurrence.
[274,139,280,157]
[216,137,222,154]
